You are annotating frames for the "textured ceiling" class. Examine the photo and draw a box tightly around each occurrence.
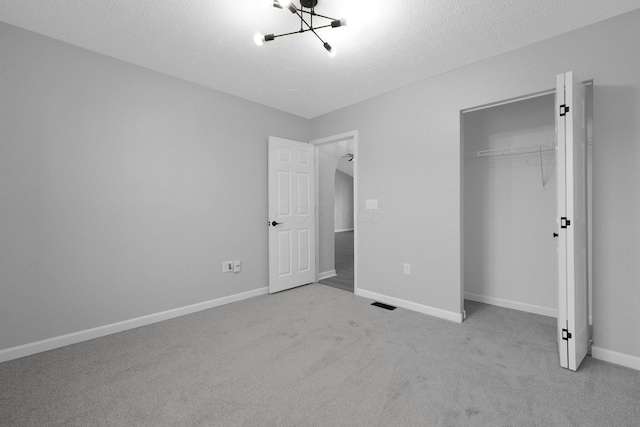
[1,0,640,118]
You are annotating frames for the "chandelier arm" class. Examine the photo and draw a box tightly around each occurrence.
[308,24,332,30]
[295,8,336,22]
[293,9,330,47]
[296,8,303,32]
[309,28,327,45]
[307,12,337,21]
[271,25,332,39]
[295,10,315,33]
[272,29,308,38]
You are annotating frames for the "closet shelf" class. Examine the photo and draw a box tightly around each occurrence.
[475,143,556,158]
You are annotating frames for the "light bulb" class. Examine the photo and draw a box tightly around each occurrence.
[331,18,347,28]
[328,48,337,57]
[279,0,291,7]
[254,33,265,46]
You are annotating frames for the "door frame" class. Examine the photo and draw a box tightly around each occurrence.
[310,130,359,293]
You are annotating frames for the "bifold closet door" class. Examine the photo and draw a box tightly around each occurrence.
[556,71,589,371]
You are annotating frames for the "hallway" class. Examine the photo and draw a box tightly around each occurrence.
[319,231,354,293]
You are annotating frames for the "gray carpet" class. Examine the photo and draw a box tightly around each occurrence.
[1,284,639,426]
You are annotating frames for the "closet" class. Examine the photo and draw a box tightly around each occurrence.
[463,93,558,317]
[461,72,593,371]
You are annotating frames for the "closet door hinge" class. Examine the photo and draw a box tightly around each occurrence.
[562,329,572,341]
[561,217,571,228]
[559,104,570,117]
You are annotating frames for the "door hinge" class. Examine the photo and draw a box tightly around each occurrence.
[562,329,572,341]
[561,217,571,229]
[560,104,570,117]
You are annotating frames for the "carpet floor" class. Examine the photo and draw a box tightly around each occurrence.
[1,284,639,426]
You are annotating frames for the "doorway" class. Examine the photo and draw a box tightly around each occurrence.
[321,155,354,292]
[311,131,358,293]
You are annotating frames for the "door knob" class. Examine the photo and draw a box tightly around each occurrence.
[553,232,558,238]
[271,221,282,227]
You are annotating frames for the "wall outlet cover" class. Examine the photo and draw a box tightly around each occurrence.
[404,263,411,275]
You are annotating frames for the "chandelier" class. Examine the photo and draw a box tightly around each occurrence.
[254,0,347,56]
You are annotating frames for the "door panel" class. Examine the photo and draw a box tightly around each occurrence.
[556,73,569,368]
[556,71,590,371]
[268,137,316,293]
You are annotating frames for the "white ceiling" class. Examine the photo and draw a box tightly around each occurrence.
[1,0,639,118]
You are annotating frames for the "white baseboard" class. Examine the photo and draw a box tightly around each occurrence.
[465,292,557,318]
[592,346,640,372]
[318,270,337,281]
[356,289,463,323]
[0,287,269,364]
[335,228,354,233]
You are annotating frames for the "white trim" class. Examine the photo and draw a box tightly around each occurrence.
[356,289,463,323]
[353,132,359,295]
[335,228,354,233]
[461,88,556,114]
[592,346,640,372]
[465,292,557,318]
[310,130,356,147]
[318,270,337,281]
[0,287,268,364]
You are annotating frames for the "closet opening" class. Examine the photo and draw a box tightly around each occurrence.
[461,85,593,324]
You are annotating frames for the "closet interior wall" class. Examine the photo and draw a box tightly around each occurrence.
[463,93,558,317]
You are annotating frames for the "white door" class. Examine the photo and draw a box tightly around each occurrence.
[268,137,316,293]
[556,71,590,371]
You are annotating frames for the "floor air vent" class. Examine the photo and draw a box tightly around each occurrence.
[371,302,396,311]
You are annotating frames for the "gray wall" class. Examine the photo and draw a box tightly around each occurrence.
[334,170,354,232]
[463,94,558,316]
[0,23,309,350]
[311,10,640,361]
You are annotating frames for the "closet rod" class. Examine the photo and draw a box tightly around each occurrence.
[474,143,556,158]
[469,143,556,188]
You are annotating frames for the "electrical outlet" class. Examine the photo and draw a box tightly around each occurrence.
[222,261,233,273]
[404,263,411,275]
[233,260,241,273]
[365,199,378,210]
